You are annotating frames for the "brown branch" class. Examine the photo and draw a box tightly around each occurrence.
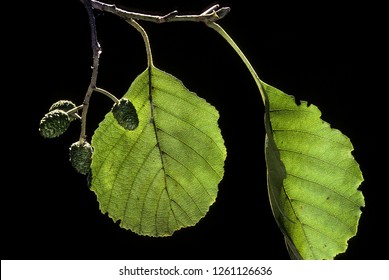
[79,0,102,143]
[90,1,230,23]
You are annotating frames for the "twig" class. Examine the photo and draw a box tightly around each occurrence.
[90,1,230,23]
[79,0,102,143]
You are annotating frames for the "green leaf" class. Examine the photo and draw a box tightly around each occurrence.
[90,66,226,237]
[263,82,364,259]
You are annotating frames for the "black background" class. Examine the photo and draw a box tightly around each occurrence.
[3,0,387,260]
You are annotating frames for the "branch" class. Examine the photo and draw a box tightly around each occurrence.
[90,1,230,23]
[79,0,102,143]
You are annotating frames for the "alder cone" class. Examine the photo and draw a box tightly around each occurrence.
[112,98,139,130]
[39,109,71,138]
[49,100,78,121]
[49,100,76,112]
[69,141,93,175]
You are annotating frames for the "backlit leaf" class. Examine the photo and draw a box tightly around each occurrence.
[90,66,226,236]
[263,82,364,259]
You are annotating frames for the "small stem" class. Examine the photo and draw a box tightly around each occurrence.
[126,19,153,68]
[206,22,266,105]
[67,104,84,115]
[94,87,120,103]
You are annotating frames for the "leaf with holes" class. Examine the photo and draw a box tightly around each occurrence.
[263,82,364,259]
[90,66,226,236]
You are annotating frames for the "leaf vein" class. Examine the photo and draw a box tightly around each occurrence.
[286,172,361,208]
[282,184,315,257]
[121,136,159,223]
[278,148,356,176]
[273,129,350,148]
[269,107,316,114]
[171,199,194,223]
[153,85,218,117]
[162,151,213,199]
[300,221,347,252]
[154,104,225,156]
[158,128,222,180]
[139,168,164,234]
[289,197,355,234]
[167,174,204,216]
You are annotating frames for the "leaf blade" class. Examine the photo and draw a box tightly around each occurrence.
[91,66,226,236]
[264,82,364,259]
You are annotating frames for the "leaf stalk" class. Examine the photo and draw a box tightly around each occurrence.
[205,22,266,104]
[126,19,153,68]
